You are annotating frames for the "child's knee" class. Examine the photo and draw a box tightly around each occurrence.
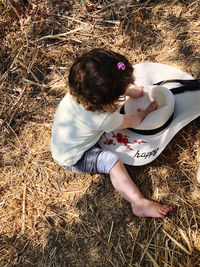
[109,158,126,175]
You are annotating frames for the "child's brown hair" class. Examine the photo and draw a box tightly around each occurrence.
[68,48,134,112]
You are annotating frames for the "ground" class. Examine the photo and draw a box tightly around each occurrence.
[0,0,200,266]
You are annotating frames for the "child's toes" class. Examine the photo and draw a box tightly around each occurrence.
[160,205,172,215]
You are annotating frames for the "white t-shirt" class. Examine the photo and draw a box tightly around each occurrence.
[51,93,123,166]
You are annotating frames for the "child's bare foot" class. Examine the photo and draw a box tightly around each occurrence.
[131,198,172,218]
[127,86,144,98]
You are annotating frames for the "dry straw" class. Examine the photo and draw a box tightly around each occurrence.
[0,0,200,266]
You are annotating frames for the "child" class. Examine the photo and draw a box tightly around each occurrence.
[51,48,172,218]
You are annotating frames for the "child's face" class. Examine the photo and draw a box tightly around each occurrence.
[119,74,135,100]
[126,74,135,92]
[125,82,135,94]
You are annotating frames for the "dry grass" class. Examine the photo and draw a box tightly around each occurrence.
[0,0,200,266]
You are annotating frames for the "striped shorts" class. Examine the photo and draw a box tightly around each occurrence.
[62,145,118,174]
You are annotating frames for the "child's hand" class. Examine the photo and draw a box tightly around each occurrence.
[136,100,157,124]
[126,86,144,98]
[117,101,157,130]
[138,100,157,115]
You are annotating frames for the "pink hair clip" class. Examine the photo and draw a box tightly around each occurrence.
[117,62,126,70]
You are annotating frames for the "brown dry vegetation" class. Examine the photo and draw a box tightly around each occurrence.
[0,0,200,266]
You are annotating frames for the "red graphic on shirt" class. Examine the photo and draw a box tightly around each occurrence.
[103,132,145,151]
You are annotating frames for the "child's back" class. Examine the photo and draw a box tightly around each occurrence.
[51,92,123,166]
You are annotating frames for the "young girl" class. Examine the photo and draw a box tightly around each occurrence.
[51,48,172,218]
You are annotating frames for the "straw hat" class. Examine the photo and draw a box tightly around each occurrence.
[99,62,200,166]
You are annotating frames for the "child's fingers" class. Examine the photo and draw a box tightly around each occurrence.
[137,100,157,113]
[150,100,157,109]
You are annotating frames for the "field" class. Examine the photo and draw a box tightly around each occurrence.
[1,0,200,266]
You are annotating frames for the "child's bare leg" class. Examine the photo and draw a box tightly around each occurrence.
[109,160,172,218]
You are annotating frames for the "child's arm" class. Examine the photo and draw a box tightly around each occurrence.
[117,100,157,130]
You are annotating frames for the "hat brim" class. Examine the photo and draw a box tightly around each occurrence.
[98,62,200,166]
